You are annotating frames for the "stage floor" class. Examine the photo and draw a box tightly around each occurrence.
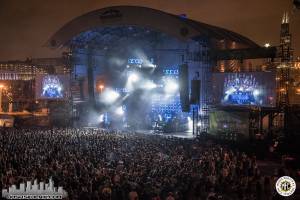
[135,130,195,139]
[82,127,196,139]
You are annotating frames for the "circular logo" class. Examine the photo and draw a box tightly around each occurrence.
[276,176,296,197]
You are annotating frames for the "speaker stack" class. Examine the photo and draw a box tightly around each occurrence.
[190,80,200,105]
[179,64,190,112]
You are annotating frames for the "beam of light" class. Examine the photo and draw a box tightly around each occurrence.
[131,49,155,68]
[99,85,104,90]
[100,88,120,104]
[197,121,202,127]
[142,80,157,90]
[158,114,162,121]
[98,114,104,123]
[187,117,193,133]
[148,63,157,68]
[128,73,139,83]
[253,89,260,96]
[126,72,140,91]
[115,106,124,116]
[164,79,179,93]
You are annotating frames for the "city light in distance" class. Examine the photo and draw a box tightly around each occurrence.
[98,84,105,93]
[99,84,104,90]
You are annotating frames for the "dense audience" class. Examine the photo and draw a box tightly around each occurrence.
[0,128,297,199]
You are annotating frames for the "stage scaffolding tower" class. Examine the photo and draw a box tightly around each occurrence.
[187,38,211,134]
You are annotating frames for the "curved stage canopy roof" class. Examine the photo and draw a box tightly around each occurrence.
[47,6,258,49]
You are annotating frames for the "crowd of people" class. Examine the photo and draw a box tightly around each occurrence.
[0,128,297,200]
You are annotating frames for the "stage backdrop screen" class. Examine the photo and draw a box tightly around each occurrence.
[212,72,276,107]
[36,75,70,99]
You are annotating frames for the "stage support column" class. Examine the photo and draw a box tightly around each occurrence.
[87,47,95,106]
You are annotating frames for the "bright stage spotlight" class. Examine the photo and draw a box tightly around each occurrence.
[115,106,124,116]
[164,79,179,93]
[128,73,139,83]
[253,89,260,96]
[126,72,140,91]
[187,117,193,132]
[100,88,120,104]
[197,121,202,127]
[98,114,104,123]
[147,63,157,68]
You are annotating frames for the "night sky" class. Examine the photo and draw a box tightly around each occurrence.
[0,0,299,61]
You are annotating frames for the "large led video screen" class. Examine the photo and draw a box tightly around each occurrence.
[212,72,276,107]
[36,75,70,99]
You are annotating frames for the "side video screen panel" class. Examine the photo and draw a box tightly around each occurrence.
[212,72,276,107]
[36,75,70,99]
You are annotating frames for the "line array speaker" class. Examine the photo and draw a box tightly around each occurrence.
[179,64,190,112]
[190,80,200,105]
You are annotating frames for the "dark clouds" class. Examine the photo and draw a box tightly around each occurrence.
[0,0,299,60]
